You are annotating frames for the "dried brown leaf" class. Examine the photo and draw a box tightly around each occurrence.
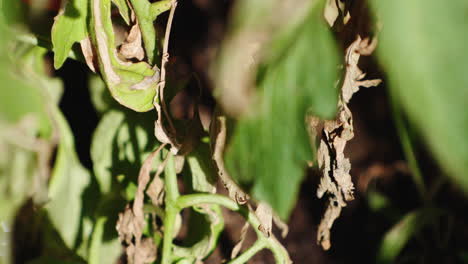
[342,36,382,103]
[133,237,158,264]
[210,111,249,204]
[116,205,135,245]
[146,154,169,207]
[116,144,166,264]
[314,35,381,250]
[120,23,145,61]
[231,221,249,259]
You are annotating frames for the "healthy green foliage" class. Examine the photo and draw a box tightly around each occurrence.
[225,3,339,219]
[51,0,88,69]
[370,0,468,192]
[0,41,92,263]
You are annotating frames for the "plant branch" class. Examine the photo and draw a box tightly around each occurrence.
[176,193,292,263]
[228,240,266,264]
[161,153,179,264]
[164,153,179,202]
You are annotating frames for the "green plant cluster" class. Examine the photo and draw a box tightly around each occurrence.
[1,0,468,263]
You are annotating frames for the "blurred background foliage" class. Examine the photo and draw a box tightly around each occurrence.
[1,0,468,263]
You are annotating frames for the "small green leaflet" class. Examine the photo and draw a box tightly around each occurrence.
[52,0,88,69]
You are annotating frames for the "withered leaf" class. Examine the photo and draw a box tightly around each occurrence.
[314,35,381,250]
[209,111,249,204]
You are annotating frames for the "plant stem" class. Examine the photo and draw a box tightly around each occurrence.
[165,153,179,202]
[161,153,179,264]
[176,193,292,263]
[228,240,266,264]
[176,193,240,211]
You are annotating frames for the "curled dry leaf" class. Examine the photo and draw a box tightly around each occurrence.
[209,111,249,204]
[273,212,289,238]
[313,35,382,250]
[116,144,165,264]
[324,0,351,27]
[231,221,250,259]
[342,36,382,103]
[146,154,170,207]
[120,23,145,61]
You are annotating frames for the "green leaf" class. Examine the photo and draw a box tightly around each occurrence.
[51,0,88,69]
[377,208,442,263]
[0,43,91,259]
[0,0,27,26]
[47,107,91,249]
[89,217,106,264]
[370,0,468,192]
[187,143,216,193]
[91,109,160,194]
[225,3,339,219]
[111,0,131,25]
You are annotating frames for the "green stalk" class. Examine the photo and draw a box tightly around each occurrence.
[161,154,179,264]
[228,240,267,264]
[176,193,291,263]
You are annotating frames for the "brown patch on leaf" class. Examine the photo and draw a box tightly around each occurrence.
[80,36,97,72]
[119,23,145,61]
[312,35,382,250]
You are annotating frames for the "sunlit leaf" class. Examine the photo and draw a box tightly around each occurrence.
[51,0,88,69]
[225,2,339,219]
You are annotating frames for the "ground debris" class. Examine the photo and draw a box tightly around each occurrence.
[312,35,382,250]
